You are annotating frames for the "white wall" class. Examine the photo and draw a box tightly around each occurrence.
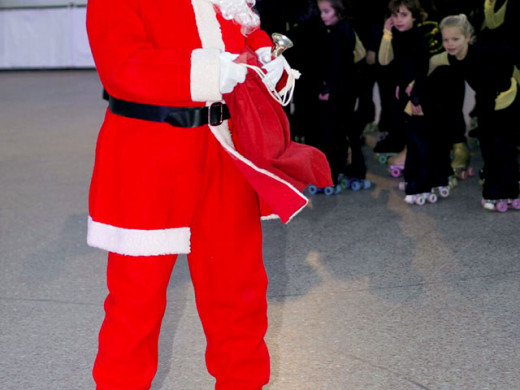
[0,1,87,9]
[0,4,94,69]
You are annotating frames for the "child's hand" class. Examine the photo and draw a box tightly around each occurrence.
[411,103,423,115]
[318,93,330,101]
[384,17,394,32]
[366,50,376,65]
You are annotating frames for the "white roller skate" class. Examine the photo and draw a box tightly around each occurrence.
[481,198,520,212]
[404,192,438,205]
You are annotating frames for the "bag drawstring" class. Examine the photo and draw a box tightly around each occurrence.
[242,58,300,107]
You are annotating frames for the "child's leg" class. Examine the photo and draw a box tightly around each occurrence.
[404,117,432,194]
[479,100,520,200]
[93,252,177,390]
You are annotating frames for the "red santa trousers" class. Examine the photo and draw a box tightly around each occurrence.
[93,128,269,390]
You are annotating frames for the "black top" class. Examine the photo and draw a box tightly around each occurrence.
[388,26,431,105]
[447,44,519,121]
[320,19,357,102]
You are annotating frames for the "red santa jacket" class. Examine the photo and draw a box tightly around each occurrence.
[86,0,330,256]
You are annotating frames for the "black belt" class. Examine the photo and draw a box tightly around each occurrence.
[108,96,230,127]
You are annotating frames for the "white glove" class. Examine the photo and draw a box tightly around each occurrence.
[262,55,284,90]
[255,46,273,65]
[219,52,247,94]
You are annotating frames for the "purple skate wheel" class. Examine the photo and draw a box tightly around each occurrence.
[308,185,318,195]
[460,170,467,180]
[512,199,520,210]
[468,167,475,177]
[496,201,508,213]
[428,193,438,203]
[324,186,335,196]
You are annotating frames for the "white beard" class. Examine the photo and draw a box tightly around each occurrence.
[209,0,260,31]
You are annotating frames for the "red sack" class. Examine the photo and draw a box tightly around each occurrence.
[221,48,333,222]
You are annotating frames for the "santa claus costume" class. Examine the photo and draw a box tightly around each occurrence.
[86,0,331,389]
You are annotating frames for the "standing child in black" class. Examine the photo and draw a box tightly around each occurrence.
[379,0,452,204]
[434,14,520,211]
[315,0,370,192]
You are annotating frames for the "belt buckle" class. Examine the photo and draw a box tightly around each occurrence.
[209,102,224,126]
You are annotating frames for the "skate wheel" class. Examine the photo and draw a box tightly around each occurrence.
[378,155,388,164]
[308,185,318,195]
[350,180,362,191]
[460,170,467,180]
[363,180,372,189]
[511,199,520,210]
[398,182,406,191]
[439,188,450,198]
[391,168,402,178]
[339,178,349,190]
[496,201,508,213]
[324,186,335,196]
[334,184,342,194]
[428,193,438,203]
[416,196,426,206]
[468,166,475,177]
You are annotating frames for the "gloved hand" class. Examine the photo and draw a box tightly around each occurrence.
[255,46,273,65]
[219,52,247,94]
[262,55,285,90]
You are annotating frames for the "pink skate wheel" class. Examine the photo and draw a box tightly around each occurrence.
[511,199,520,210]
[391,168,401,178]
[496,201,508,213]
[468,167,475,176]
[460,170,467,180]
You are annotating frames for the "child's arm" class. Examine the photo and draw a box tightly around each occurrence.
[378,18,394,65]
[484,0,507,30]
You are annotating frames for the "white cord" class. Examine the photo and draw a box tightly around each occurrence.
[242,58,300,107]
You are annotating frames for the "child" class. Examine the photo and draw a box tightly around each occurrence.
[379,0,452,204]
[314,0,370,192]
[431,14,520,211]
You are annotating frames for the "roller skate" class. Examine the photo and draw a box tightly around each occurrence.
[404,192,438,206]
[388,164,404,178]
[307,184,342,196]
[451,142,474,180]
[373,135,404,165]
[431,176,458,199]
[481,198,520,212]
[339,176,372,191]
[387,148,406,177]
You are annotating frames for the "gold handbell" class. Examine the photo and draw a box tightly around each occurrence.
[271,33,294,58]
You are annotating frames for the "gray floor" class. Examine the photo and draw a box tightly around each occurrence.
[1,70,519,390]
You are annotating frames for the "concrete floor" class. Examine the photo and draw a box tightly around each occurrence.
[1,70,519,390]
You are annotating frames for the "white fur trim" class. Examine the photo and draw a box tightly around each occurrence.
[209,122,309,223]
[261,214,280,221]
[87,216,191,256]
[190,0,225,101]
[191,0,225,50]
[191,49,222,102]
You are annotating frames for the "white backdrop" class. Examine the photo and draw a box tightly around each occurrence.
[0,5,94,69]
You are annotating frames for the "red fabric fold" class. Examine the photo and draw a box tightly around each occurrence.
[223,48,332,214]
